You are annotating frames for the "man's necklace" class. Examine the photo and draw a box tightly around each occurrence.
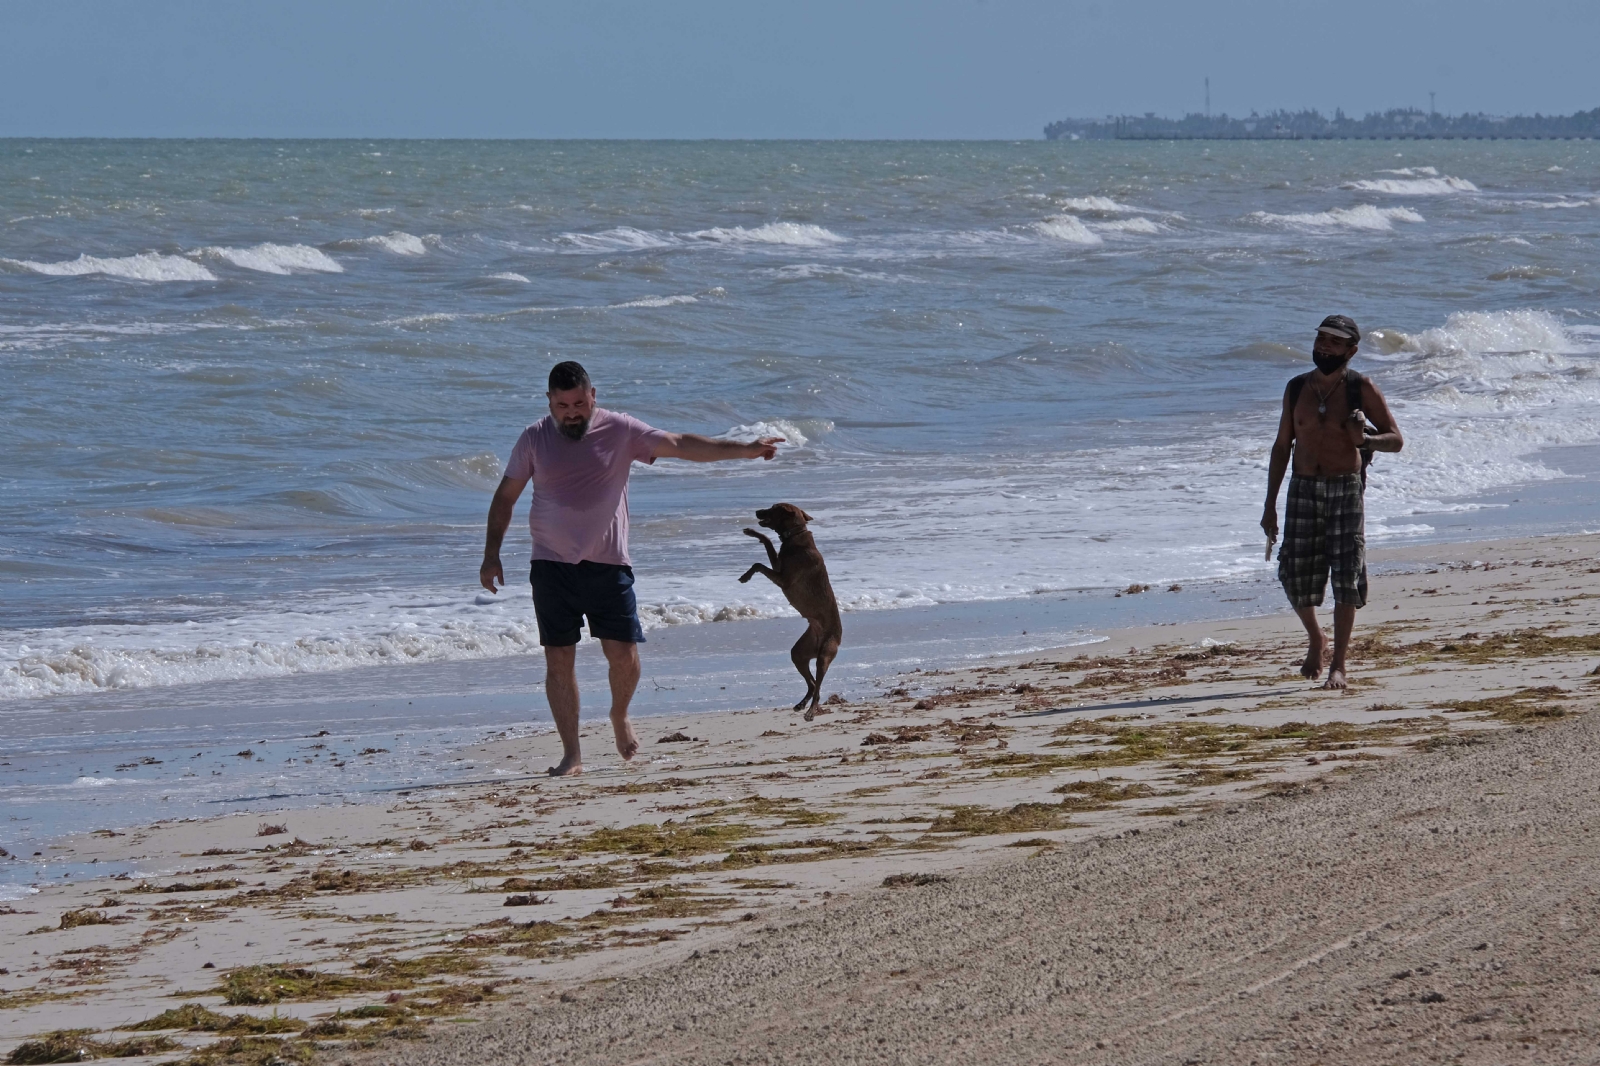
[1310,372,1343,418]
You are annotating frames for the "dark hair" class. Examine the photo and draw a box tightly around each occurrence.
[547,360,591,393]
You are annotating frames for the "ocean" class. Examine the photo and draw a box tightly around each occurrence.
[3,138,1598,873]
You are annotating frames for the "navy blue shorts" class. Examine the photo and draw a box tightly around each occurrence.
[529,560,646,647]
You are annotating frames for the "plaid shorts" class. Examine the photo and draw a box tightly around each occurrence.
[1277,473,1368,609]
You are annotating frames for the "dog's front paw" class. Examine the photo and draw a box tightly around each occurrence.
[742,527,763,538]
[737,572,753,583]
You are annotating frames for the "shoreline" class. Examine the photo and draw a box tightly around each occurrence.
[0,531,1595,1059]
[6,516,1587,855]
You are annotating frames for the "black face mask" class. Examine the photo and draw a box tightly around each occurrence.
[1313,352,1350,375]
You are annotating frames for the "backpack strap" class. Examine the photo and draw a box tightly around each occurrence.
[1286,372,1310,413]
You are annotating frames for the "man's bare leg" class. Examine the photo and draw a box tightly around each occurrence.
[1324,602,1357,690]
[543,644,583,776]
[601,638,642,761]
[1292,605,1329,680]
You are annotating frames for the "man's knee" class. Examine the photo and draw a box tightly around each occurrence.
[544,644,578,676]
[600,638,639,665]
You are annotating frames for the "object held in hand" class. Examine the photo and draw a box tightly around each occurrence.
[1265,535,1276,562]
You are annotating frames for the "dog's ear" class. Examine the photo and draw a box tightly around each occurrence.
[801,510,814,523]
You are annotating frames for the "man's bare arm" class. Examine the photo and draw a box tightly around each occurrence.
[1357,380,1404,454]
[1261,385,1295,540]
[652,434,784,462]
[480,476,527,593]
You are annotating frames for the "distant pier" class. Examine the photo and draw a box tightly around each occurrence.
[1045,107,1600,142]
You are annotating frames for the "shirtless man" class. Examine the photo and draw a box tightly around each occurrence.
[1261,315,1404,689]
[480,361,782,776]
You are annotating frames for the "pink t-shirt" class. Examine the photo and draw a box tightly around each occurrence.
[502,408,669,566]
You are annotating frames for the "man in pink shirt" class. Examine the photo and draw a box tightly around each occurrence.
[480,361,782,776]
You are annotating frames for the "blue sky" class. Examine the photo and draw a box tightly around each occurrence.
[1,0,1595,138]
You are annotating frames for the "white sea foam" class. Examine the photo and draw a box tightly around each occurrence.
[379,312,460,327]
[1346,175,1478,195]
[556,226,679,252]
[1091,217,1164,235]
[689,222,846,247]
[2,252,216,282]
[769,264,919,283]
[610,294,699,309]
[1251,205,1425,231]
[1377,166,1439,177]
[488,272,530,282]
[334,231,429,255]
[1033,216,1104,244]
[1056,196,1139,214]
[198,243,345,275]
[713,419,816,449]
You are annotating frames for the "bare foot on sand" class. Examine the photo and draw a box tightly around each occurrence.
[611,712,639,761]
[547,755,583,777]
[1322,666,1348,690]
[1301,633,1329,680]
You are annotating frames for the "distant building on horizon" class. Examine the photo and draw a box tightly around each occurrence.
[1044,107,1600,141]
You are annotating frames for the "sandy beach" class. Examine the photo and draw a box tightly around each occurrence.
[2,532,1597,1065]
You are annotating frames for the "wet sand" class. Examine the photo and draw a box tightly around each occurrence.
[1,533,1597,1065]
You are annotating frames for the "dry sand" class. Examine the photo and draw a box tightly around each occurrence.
[2,533,1597,1065]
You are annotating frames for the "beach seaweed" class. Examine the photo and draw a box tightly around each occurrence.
[6,1030,179,1064]
[926,803,1078,835]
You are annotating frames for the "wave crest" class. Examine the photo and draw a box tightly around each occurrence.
[2,252,216,282]
[1033,216,1104,245]
[1346,175,1477,195]
[689,223,845,247]
[1251,205,1425,231]
[199,243,344,274]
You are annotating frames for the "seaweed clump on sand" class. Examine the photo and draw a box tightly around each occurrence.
[927,803,1077,835]
[1439,686,1574,723]
[6,1030,179,1064]
[123,1004,304,1035]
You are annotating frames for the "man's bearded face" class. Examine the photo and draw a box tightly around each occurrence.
[548,386,596,441]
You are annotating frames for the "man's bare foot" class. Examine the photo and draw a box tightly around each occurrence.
[611,713,639,761]
[547,754,583,777]
[1300,633,1329,679]
[1322,667,1348,690]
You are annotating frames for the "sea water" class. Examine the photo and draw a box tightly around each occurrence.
[2,139,1598,868]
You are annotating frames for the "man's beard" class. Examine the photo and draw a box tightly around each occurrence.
[1313,352,1350,375]
[558,417,589,441]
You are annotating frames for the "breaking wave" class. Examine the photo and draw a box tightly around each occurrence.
[1033,216,1104,244]
[1251,205,1425,231]
[2,252,216,282]
[1346,175,1478,195]
[555,227,679,252]
[198,243,344,274]
[330,231,430,255]
[688,222,846,247]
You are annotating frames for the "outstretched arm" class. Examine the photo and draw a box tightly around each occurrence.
[652,434,784,462]
[480,476,527,593]
[1262,385,1295,541]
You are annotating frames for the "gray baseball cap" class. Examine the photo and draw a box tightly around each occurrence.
[1316,314,1360,343]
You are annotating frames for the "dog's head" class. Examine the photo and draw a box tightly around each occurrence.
[755,503,813,535]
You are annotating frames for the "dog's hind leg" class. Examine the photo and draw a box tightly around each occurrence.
[791,623,821,718]
[811,634,840,710]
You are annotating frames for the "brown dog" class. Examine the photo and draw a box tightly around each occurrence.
[738,504,843,720]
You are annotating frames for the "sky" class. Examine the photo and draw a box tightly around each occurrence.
[1,0,1596,139]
